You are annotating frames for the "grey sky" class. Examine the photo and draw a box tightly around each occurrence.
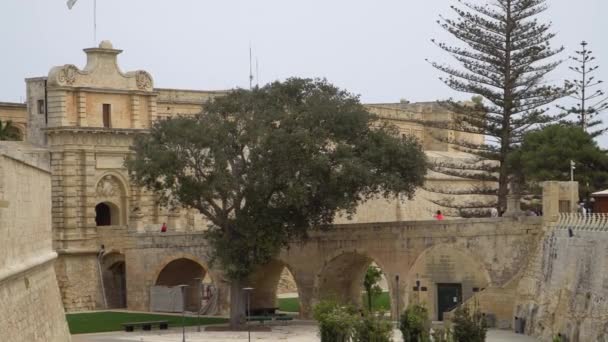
[1,0,607,142]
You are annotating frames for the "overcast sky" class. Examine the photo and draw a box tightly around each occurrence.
[1,0,607,143]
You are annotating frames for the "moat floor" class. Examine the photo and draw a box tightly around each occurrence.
[72,325,539,342]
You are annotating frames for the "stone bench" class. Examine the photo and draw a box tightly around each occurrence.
[121,320,169,332]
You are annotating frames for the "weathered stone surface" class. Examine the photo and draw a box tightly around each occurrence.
[0,143,71,342]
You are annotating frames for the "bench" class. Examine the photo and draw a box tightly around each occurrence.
[246,316,273,324]
[246,315,294,325]
[121,320,169,332]
[249,307,279,316]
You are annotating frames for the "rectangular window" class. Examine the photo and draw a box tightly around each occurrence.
[102,104,111,128]
[559,200,571,213]
[37,99,45,114]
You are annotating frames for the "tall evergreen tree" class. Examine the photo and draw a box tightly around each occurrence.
[428,0,569,212]
[558,41,608,137]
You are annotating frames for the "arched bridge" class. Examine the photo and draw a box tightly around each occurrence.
[102,217,542,320]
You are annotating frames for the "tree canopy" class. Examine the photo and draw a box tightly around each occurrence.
[428,0,569,212]
[127,78,427,326]
[511,124,608,198]
[0,120,22,141]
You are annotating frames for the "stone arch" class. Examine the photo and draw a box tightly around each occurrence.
[152,255,214,312]
[406,244,491,321]
[314,250,393,313]
[94,172,129,227]
[245,259,303,316]
[101,252,126,308]
[95,201,120,226]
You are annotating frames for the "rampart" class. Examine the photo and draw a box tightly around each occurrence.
[0,142,71,342]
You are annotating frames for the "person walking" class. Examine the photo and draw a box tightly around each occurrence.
[161,222,167,233]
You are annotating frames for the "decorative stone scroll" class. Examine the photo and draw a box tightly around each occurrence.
[96,175,121,197]
[57,64,79,86]
[136,71,153,90]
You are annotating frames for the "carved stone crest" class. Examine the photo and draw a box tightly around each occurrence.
[58,64,78,86]
[96,175,120,197]
[135,71,153,90]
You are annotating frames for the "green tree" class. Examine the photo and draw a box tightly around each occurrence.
[0,120,22,141]
[558,41,608,137]
[362,265,383,312]
[452,305,487,342]
[428,0,569,212]
[510,124,608,199]
[126,78,428,328]
[400,304,431,342]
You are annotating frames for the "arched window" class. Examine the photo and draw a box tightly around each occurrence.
[95,202,119,226]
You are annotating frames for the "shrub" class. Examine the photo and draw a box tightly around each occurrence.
[400,304,431,342]
[313,300,358,342]
[431,327,453,342]
[452,306,487,342]
[353,313,394,342]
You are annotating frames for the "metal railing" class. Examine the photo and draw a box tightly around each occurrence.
[556,213,608,231]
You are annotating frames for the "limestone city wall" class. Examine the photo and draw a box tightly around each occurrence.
[0,142,71,342]
[515,215,608,342]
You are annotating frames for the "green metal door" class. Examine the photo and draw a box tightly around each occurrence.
[437,283,462,321]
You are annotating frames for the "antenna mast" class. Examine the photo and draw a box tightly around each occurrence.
[249,45,253,89]
[256,57,259,88]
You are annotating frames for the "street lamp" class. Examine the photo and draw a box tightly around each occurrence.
[243,287,254,342]
[176,284,188,342]
[395,275,400,325]
[570,160,577,212]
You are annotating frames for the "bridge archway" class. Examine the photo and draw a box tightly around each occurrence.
[246,260,302,316]
[315,251,391,312]
[406,244,491,321]
[155,257,209,311]
[101,252,126,308]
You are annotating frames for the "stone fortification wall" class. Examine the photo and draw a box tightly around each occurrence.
[0,143,71,342]
[516,214,608,342]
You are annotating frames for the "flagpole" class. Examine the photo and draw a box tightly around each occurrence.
[93,0,97,44]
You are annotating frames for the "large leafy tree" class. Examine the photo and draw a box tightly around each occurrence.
[558,41,608,137]
[127,78,427,327]
[0,120,22,141]
[510,124,608,199]
[428,0,569,212]
[363,265,383,312]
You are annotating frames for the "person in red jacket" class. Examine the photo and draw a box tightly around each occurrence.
[434,210,444,221]
[161,222,167,233]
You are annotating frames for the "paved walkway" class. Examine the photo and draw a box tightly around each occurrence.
[72,325,539,341]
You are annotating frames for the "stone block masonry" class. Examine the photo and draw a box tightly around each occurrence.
[0,142,71,342]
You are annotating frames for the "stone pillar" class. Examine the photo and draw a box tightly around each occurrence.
[503,194,524,217]
[77,92,87,126]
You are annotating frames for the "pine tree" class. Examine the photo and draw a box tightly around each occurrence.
[428,0,569,212]
[558,41,608,137]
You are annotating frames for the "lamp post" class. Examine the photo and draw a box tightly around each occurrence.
[176,284,188,342]
[571,160,577,212]
[395,274,400,325]
[243,287,254,342]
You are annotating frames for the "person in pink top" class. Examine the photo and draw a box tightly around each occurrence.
[434,210,444,220]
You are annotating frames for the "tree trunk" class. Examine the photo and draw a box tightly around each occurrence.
[229,278,246,329]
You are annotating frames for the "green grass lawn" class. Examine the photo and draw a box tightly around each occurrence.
[278,297,300,312]
[66,311,227,334]
[277,292,391,313]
